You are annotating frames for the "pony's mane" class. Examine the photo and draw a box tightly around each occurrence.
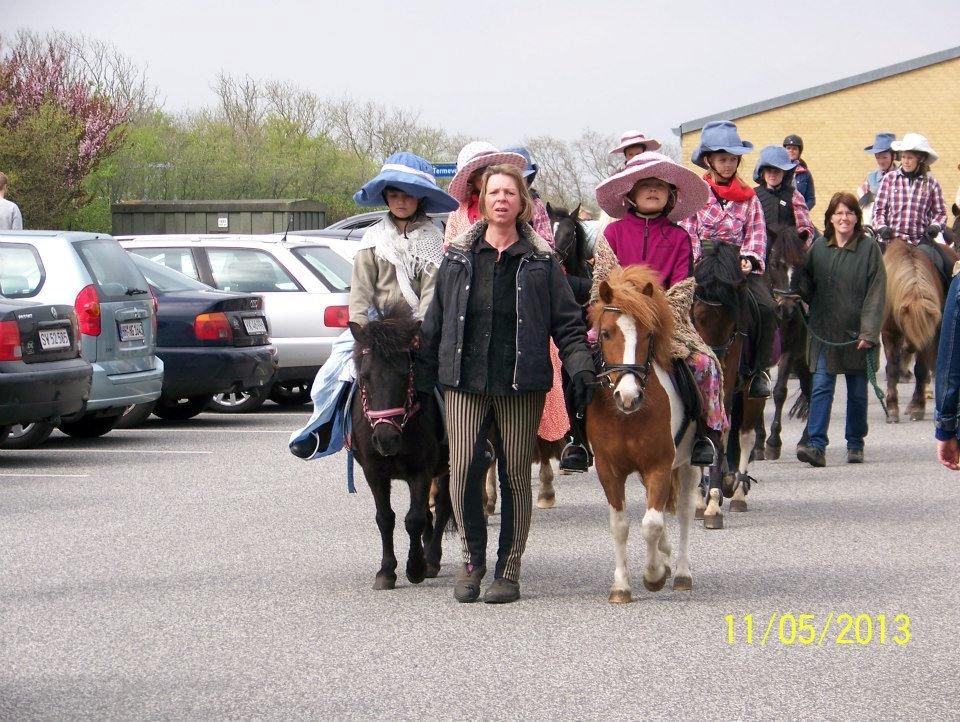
[694,242,743,316]
[768,224,807,269]
[591,265,674,367]
[352,302,419,362]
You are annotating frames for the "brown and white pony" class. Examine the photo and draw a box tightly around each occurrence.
[882,238,957,421]
[586,266,700,603]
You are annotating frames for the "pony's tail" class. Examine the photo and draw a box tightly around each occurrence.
[885,242,943,351]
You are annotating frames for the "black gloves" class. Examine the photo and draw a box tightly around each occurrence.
[926,224,942,239]
[876,226,894,241]
[572,370,597,412]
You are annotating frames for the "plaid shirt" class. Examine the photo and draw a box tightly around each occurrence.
[872,168,947,243]
[790,189,816,244]
[679,192,768,273]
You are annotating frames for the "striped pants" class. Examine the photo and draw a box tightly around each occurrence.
[444,389,546,582]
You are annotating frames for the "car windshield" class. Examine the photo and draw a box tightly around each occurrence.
[73,239,151,300]
[130,254,210,293]
[290,246,352,292]
[0,244,45,298]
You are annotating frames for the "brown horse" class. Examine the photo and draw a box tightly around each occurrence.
[882,238,957,421]
[692,242,767,528]
[586,266,700,603]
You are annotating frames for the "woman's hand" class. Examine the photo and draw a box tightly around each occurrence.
[856,340,873,350]
[740,258,753,275]
[937,438,960,471]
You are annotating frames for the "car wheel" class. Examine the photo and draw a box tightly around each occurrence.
[207,387,266,413]
[153,395,213,421]
[114,402,157,429]
[2,422,55,449]
[58,413,123,439]
[268,381,311,407]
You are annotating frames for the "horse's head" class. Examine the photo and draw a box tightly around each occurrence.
[590,266,673,415]
[693,242,744,350]
[351,303,421,457]
[766,224,807,321]
[549,203,589,277]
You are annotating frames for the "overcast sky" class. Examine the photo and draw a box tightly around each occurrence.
[7,0,959,156]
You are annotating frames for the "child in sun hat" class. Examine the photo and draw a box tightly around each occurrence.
[873,132,948,245]
[752,145,816,243]
[679,120,774,401]
[588,151,724,467]
[594,130,663,245]
[289,152,458,462]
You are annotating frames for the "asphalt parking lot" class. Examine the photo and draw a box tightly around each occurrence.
[2,383,959,720]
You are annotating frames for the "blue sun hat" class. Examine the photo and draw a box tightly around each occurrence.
[752,145,798,183]
[354,152,459,213]
[691,120,754,169]
[504,146,538,181]
[864,132,896,154]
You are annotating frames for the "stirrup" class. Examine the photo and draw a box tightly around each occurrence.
[691,435,717,467]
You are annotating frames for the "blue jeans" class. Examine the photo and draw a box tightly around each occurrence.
[807,349,868,452]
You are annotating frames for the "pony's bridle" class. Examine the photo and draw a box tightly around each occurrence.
[692,292,738,358]
[358,347,420,433]
[595,305,656,395]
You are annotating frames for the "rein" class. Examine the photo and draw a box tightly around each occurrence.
[595,305,656,395]
[692,292,739,358]
[357,347,421,433]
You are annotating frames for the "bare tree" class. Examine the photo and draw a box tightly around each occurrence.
[573,128,621,185]
[264,79,323,136]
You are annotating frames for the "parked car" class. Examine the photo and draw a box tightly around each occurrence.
[0,232,162,448]
[116,255,277,426]
[0,297,92,443]
[119,234,352,411]
[299,211,447,241]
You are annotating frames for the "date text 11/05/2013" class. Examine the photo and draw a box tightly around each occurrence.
[724,613,911,647]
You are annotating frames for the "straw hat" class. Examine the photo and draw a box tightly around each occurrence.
[595,151,709,222]
[609,130,662,156]
[353,152,458,213]
[447,142,527,203]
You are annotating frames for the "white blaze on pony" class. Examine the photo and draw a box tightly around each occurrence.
[613,314,640,410]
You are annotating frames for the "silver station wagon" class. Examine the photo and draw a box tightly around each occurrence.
[0,231,163,446]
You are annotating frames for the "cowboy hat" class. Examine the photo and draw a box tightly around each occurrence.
[504,146,538,180]
[752,145,797,183]
[595,151,709,222]
[354,152,459,213]
[609,130,662,156]
[691,120,754,168]
[891,132,939,163]
[447,142,527,203]
[864,132,896,154]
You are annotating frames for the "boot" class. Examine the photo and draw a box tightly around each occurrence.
[690,421,717,467]
[748,370,771,399]
[796,444,826,467]
[559,441,590,472]
[454,564,486,603]
[483,578,521,604]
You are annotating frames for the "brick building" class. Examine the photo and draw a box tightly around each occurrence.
[675,46,960,223]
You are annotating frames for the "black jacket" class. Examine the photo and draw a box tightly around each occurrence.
[417,220,594,393]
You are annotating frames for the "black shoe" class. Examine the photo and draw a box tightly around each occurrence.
[453,564,486,603]
[691,435,717,467]
[559,442,589,472]
[289,432,320,459]
[796,444,826,467]
[748,372,771,399]
[847,448,864,464]
[483,578,521,604]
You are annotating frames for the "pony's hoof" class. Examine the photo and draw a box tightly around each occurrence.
[753,447,766,461]
[886,411,900,424]
[703,513,724,530]
[721,473,736,498]
[673,575,693,591]
[909,410,925,421]
[694,506,705,520]
[373,573,397,590]
[643,567,669,592]
[536,492,556,509]
[729,499,748,513]
[484,503,497,517]
[764,444,781,461]
[424,562,440,579]
[608,589,632,604]
[406,564,426,585]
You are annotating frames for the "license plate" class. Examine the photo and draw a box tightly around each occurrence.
[243,317,267,335]
[38,328,70,350]
[119,321,145,341]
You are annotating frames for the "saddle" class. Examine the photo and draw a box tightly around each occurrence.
[917,240,953,292]
[668,359,698,447]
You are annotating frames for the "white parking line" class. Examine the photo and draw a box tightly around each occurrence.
[39,449,213,455]
[187,429,291,434]
[0,473,90,478]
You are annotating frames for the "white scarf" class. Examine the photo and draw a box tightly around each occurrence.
[358,216,445,313]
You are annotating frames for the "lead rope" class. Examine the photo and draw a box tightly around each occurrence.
[793,307,888,419]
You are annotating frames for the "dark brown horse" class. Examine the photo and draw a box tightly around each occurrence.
[692,242,766,528]
[762,225,812,459]
[350,304,452,589]
[881,239,957,422]
[586,266,700,602]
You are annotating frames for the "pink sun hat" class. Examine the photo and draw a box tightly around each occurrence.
[609,129,662,156]
[447,141,528,203]
[595,151,709,222]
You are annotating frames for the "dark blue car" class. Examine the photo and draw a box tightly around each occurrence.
[123,255,277,422]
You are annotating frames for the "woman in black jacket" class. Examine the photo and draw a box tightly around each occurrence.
[418,164,596,605]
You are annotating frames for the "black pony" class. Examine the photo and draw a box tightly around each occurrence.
[548,203,591,280]
[350,303,451,589]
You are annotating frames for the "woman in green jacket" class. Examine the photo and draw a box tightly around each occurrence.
[792,191,886,467]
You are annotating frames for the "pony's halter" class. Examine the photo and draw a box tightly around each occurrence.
[358,347,420,434]
[595,305,656,396]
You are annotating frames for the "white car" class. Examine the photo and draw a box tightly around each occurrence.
[118,234,353,411]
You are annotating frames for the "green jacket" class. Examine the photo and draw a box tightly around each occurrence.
[794,231,887,373]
